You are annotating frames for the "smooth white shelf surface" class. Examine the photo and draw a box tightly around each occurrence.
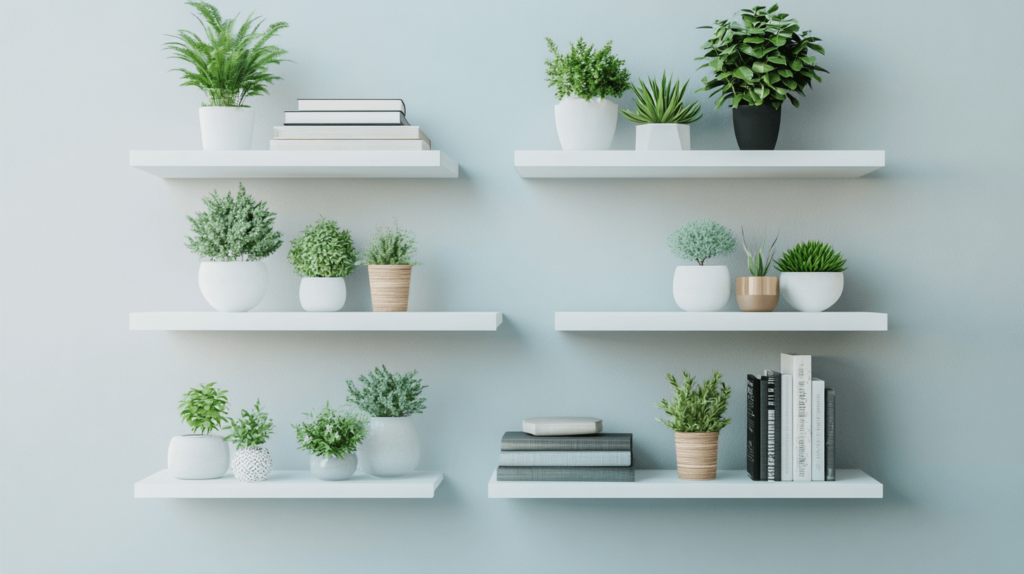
[130,312,503,331]
[135,470,443,498]
[555,312,887,332]
[488,469,881,498]
[130,150,459,178]
[514,150,884,178]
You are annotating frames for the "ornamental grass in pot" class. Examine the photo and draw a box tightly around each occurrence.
[359,224,418,312]
[776,240,846,312]
[656,371,732,480]
[737,229,779,312]
[621,72,702,150]
[669,220,736,311]
[293,403,366,481]
[347,366,426,478]
[225,399,274,483]
[288,218,357,312]
[168,383,230,480]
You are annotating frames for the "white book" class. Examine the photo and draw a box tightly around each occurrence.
[298,99,406,113]
[781,373,793,481]
[782,354,812,482]
[273,125,430,145]
[812,378,825,481]
[269,139,430,151]
[498,450,631,467]
[283,111,408,125]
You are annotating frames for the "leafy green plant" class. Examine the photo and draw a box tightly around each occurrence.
[545,37,630,101]
[346,366,426,418]
[165,1,288,107]
[696,4,826,109]
[179,382,229,434]
[358,224,418,266]
[287,219,357,278]
[775,240,847,272]
[741,228,778,276]
[621,73,702,124]
[656,371,732,433]
[186,183,283,261]
[224,399,274,448]
[293,403,367,458]
[668,220,736,265]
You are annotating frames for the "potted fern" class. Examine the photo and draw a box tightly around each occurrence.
[287,218,358,312]
[346,366,426,478]
[545,37,630,150]
[293,403,367,481]
[736,229,779,312]
[165,1,288,150]
[668,220,736,311]
[656,371,731,480]
[776,240,847,312]
[621,73,702,150]
[225,399,274,483]
[359,224,418,312]
[169,383,230,480]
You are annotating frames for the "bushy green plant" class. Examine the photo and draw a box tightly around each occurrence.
[165,1,289,107]
[621,73,702,124]
[225,399,274,448]
[775,240,846,272]
[293,403,367,458]
[741,228,778,276]
[186,184,283,261]
[656,371,732,433]
[668,220,736,265]
[287,219,357,278]
[545,37,630,101]
[346,366,426,418]
[179,382,229,434]
[696,4,826,110]
[358,224,418,266]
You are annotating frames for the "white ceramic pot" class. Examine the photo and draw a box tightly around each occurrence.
[199,106,255,150]
[636,124,691,151]
[780,272,844,312]
[168,434,230,480]
[310,453,357,481]
[554,95,619,151]
[198,261,269,312]
[359,417,420,478]
[231,446,273,483]
[673,265,731,312]
[299,277,347,312]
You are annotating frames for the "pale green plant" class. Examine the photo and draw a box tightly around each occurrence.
[545,37,630,101]
[358,224,418,266]
[293,403,367,458]
[656,371,732,433]
[668,220,736,265]
[288,219,357,278]
[179,382,229,434]
[741,228,778,276]
[621,73,702,124]
[346,366,426,418]
[225,399,274,448]
[185,184,282,261]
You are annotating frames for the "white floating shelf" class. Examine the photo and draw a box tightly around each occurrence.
[130,312,503,331]
[130,150,459,178]
[555,312,887,332]
[488,469,881,498]
[514,150,884,178]
[135,470,443,498]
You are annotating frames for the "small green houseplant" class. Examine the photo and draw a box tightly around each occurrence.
[775,240,847,312]
[736,229,780,312]
[656,371,732,480]
[288,218,358,312]
[225,399,275,482]
[346,366,426,478]
[293,403,367,481]
[668,220,737,312]
[169,382,231,479]
[622,73,702,151]
[359,224,418,312]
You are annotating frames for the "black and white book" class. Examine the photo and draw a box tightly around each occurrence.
[273,125,429,144]
[812,378,825,481]
[770,370,793,481]
[825,387,835,482]
[297,99,406,113]
[284,111,409,125]
[496,466,634,482]
[782,354,812,482]
[269,139,430,151]
[746,374,761,481]
[764,370,780,481]
[760,375,769,481]
[498,451,631,467]
[500,432,631,452]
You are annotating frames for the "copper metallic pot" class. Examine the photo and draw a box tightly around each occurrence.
[736,276,779,312]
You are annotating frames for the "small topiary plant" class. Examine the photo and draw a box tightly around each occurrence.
[741,228,778,276]
[179,382,229,435]
[287,218,357,278]
[293,403,367,459]
[346,366,426,418]
[656,371,732,433]
[186,184,283,261]
[669,220,736,265]
[621,73,702,124]
[358,224,419,266]
[545,37,630,101]
[775,240,846,272]
[225,399,274,448]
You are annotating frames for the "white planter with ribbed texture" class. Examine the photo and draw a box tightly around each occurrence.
[554,96,619,151]
[299,277,347,312]
[673,265,731,312]
[359,417,420,478]
[167,435,230,480]
[198,261,268,312]
[199,106,255,150]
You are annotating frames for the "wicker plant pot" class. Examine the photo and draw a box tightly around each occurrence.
[367,265,412,312]
[736,276,779,312]
[674,431,719,480]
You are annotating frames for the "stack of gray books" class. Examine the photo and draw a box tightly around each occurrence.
[496,432,634,482]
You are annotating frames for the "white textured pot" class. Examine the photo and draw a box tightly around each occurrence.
[310,453,357,481]
[554,96,619,151]
[636,124,691,151]
[780,272,844,312]
[299,277,347,312]
[199,106,255,150]
[198,261,269,312]
[168,435,229,480]
[231,446,273,483]
[359,417,420,478]
[673,265,731,312]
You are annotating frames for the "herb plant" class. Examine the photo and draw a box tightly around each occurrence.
[545,37,630,101]
[741,228,778,276]
[225,399,274,448]
[165,1,289,107]
[621,73,702,124]
[668,220,736,265]
[696,4,826,110]
[293,403,367,458]
[287,219,357,278]
[179,382,229,435]
[186,184,283,261]
[656,371,732,433]
[346,366,426,418]
[358,224,418,266]
[775,240,847,272]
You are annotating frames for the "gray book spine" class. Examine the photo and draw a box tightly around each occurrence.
[498,451,632,467]
[825,388,836,481]
[500,432,631,451]
[496,466,635,482]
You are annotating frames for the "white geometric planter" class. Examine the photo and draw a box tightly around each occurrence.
[199,106,255,151]
[636,124,691,151]
[299,277,347,312]
[359,417,420,478]
[554,96,619,151]
[310,453,357,481]
[673,265,731,312]
[231,446,273,483]
[198,261,269,312]
[167,434,230,480]
[780,272,844,312]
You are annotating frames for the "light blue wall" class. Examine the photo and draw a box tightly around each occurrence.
[1,0,1021,571]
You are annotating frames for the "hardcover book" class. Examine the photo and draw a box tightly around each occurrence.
[497,451,631,467]
[773,371,793,481]
[269,139,429,151]
[812,378,825,481]
[765,370,779,481]
[283,111,409,125]
[825,387,836,482]
[496,466,634,482]
[782,354,812,482]
[272,125,429,144]
[760,375,769,481]
[746,375,761,481]
[297,99,406,113]
[500,432,631,452]
[523,417,602,436]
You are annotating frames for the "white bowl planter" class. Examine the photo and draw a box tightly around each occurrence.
[199,106,255,151]
[231,446,273,483]
[299,277,347,312]
[554,95,619,150]
[309,453,358,481]
[198,261,269,312]
[167,435,230,480]
[673,265,731,311]
[636,124,691,151]
[359,417,420,478]
[780,272,844,312]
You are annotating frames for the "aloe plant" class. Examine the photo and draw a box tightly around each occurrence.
[741,228,778,276]
[621,73,702,124]
[775,240,846,272]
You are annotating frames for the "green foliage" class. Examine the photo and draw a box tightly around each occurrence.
[179,382,229,434]
[668,219,736,265]
[621,73,702,124]
[287,219,357,278]
[741,228,778,276]
[346,366,426,418]
[775,240,847,272]
[695,4,827,110]
[293,403,367,458]
[656,371,732,433]
[545,37,630,101]
[165,1,289,107]
[185,184,283,261]
[358,224,418,266]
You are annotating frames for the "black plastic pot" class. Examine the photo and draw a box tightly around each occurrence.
[732,104,782,150]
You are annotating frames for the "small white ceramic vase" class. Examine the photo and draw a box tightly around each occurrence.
[299,277,347,312]
[554,96,619,151]
[310,453,357,481]
[168,434,230,480]
[780,272,844,312]
[635,124,691,151]
[199,106,255,150]
[198,261,269,312]
[231,446,273,483]
[359,417,420,478]
[673,265,731,311]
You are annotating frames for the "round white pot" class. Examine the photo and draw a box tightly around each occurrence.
[359,417,420,478]
[198,261,269,312]
[780,272,844,312]
[168,434,230,480]
[231,446,273,483]
[310,453,357,481]
[673,265,731,312]
[199,106,255,151]
[554,96,619,151]
[635,124,691,151]
[299,277,347,312]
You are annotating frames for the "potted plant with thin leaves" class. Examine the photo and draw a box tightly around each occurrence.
[169,382,230,480]
[775,240,847,312]
[668,220,736,311]
[656,371,731,480]
[696,4,826,150]
[621,73,702,151]
[287,218,357,312]
[347,366,426,478]
[737,229,779,312]
[186,184,283,312]
[293,403,367,481]
[358,224,418,312]
[165,1,288,150]
[225,399,274,483]
[545,37,630,150]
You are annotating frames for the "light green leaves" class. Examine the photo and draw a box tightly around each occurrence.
[775,240,847,273]
[288,219,357,278]
[225,399,274,448]
[179,382,229,435]
[545,37,630,100]
[620,73,702,125]
[358,224,418,266]
[741,228,778,277]
[656,371,732,433]
[668,219,737,265]
[346,366,426,418]
[185,183,283,261]
[292,403,367,458]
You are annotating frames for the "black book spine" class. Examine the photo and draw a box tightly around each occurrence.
[825,388,836,481]
[746,375,761,481]
[760,376,769,481]
[765,371,780,482]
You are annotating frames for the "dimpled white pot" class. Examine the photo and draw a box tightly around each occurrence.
[168,435,230,480]
[780,272,844,312]
[231,446,273,483]
[198,261,268,312]
[635,124,691,151]
[359,417,420,478]
[673,265,731,311]
[554,96,619,151]
[199,106,255,150]
[309,453,358,481]
[299,277,347,312]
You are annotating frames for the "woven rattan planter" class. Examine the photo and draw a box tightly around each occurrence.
[674,431,719,480]
[367,265,412,312]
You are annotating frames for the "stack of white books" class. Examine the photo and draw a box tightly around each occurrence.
[270,99,431,151]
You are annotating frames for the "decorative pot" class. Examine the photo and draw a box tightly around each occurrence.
[736,276,780,312]
[554,95,619,151]
[732,104,781,150]
[310,453,358,481]
[299,277,347,312]
[780,272,844,312]
[199,106,255,150]
[635,124,691,151]
[674,431,719,480]
[231,446,273,483]
[359,417,420,478]
[673,265,731,312]
[167,434,230,480]
[198,260,269,312]
[367,265,412,312]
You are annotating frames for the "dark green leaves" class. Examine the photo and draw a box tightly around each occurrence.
[775,240,847,272]
[545,37,630,100]
[620,73,702,124]
[656,371,732,433]
[179,382,229,434]
[288,219,357,278]
[185,183,283,261]
[346,366,427,418]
